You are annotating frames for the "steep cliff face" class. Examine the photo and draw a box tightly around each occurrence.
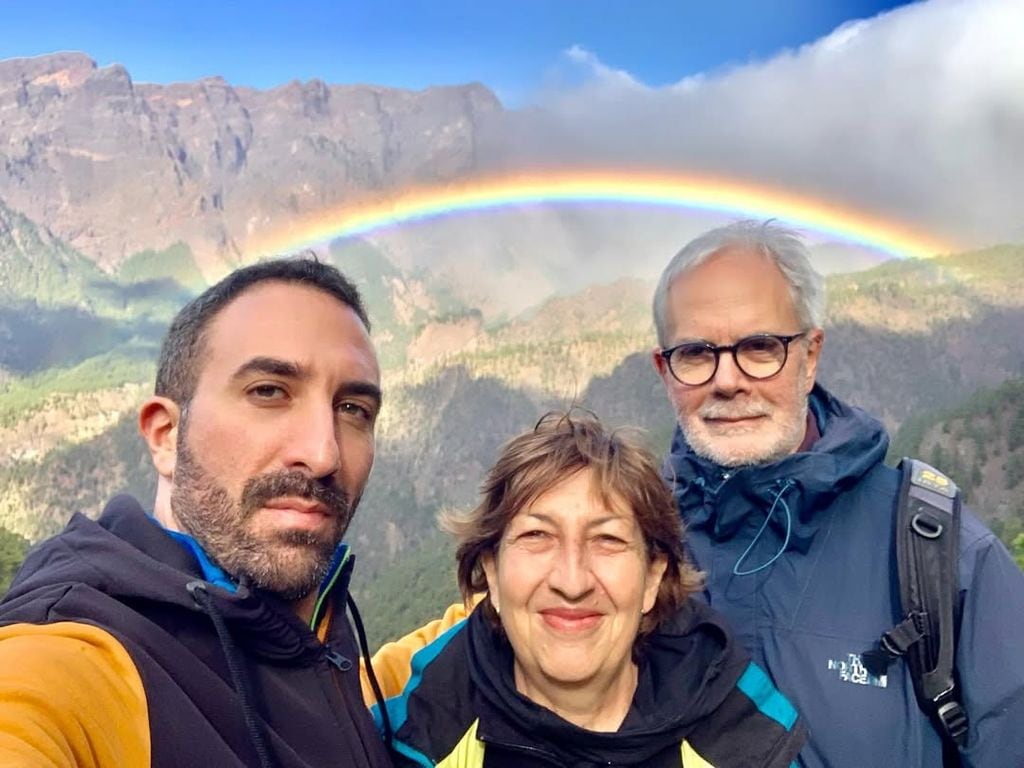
[0,53,501,272]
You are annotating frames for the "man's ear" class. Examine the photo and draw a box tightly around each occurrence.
[803,328,826,394]
[139,396,181,480]
[651,347,669,377]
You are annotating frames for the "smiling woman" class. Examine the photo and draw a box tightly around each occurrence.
[480,468,665,731]
[367,411,807,767]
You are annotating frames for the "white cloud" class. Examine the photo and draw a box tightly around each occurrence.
[560,44,646,92]
[491,0,1024,249]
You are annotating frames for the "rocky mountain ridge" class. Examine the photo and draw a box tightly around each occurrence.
[0,52,500,273]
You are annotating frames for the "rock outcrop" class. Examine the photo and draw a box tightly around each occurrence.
[0,52,501,274]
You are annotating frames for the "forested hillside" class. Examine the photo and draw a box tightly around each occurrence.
[890,378,1024,568]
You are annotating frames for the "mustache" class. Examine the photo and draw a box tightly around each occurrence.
[699,402,771,420]
[239,471,350,519]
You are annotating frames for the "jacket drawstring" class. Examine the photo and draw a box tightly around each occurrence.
[347,593,393,747]
[188,581,276,768]
[732,480,795,576]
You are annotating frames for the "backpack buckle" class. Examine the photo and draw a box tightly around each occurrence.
[933,691,969,746]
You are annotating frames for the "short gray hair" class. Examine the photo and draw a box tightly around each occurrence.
[652,220,826,347]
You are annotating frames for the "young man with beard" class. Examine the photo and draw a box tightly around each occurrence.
[649,221,1024,767]
[0,258,393,768]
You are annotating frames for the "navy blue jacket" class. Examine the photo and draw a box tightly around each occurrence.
[665,384,1024,768]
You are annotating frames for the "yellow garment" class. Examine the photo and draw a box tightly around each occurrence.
[360,600,471,703]
[435,719,485,767]
[682,740,716,767]
[0,621,150,768]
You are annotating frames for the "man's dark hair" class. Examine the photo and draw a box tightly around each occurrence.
[155,255,371,405]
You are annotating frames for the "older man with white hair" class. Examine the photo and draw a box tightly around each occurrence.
[651,220,1024,768]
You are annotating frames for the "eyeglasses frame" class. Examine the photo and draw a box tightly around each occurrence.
[659,331,810,386]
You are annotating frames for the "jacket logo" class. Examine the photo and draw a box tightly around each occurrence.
[827,653,888,688]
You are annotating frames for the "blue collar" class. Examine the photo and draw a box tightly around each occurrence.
[163,526,239,592]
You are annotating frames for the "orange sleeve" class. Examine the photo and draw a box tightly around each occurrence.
[360,599,476,704]
[0,622,150,768]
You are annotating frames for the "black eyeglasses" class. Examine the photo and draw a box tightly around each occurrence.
[659,332,808,386]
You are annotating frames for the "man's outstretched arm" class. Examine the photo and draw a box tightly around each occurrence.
[0,622,150,768]
[360,600,474,704]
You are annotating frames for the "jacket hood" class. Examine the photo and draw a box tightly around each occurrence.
[465,598,749,764]
[7,494,350,662]
[664,383,889,548]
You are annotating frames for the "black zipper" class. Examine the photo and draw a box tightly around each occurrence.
[324,644,353,672]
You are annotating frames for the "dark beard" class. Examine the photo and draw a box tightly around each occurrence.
[170,436,353,601]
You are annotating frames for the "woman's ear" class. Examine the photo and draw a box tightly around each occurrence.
[642,554,669,615]
[139,396,181,480]
[481,552,500,615]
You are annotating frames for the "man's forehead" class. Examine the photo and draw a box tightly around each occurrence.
[198,281,378,378]
[666,247,799,339]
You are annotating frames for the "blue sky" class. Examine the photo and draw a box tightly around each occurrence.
[3,0,915,103]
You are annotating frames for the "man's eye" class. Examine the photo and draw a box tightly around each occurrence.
[740,337,779,353]
[675,344,712,361]
[336,401,374,421]
[249,384,287,400]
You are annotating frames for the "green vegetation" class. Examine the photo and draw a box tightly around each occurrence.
[0,203,113,309]
[0,525,29,596]
[327,239,414,369]
[351,536,461,648]
[117,242,206,292]
[1013,534,1024,571]
[0,303,130,375]
[0,411,156,543]
[890,378,1024,554]
[827,243,1024,331]
[0,346,156,427]
[326,239,472,371]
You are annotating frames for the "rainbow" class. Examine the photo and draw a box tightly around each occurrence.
[249,171,955,261]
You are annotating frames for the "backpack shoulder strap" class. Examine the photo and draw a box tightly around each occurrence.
[864,458,968,755]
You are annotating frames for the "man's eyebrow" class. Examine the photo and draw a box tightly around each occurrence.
[230,357,306,382]
[672,337,711,345]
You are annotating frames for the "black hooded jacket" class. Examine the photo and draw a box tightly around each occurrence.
[0,494,393,768]
[376,600,806,767]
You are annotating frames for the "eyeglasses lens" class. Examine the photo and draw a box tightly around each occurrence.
[735,336,787,378]
[669,344,717,386]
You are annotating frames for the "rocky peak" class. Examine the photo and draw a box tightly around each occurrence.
[0,51,503,273]
[0,52,98,89]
